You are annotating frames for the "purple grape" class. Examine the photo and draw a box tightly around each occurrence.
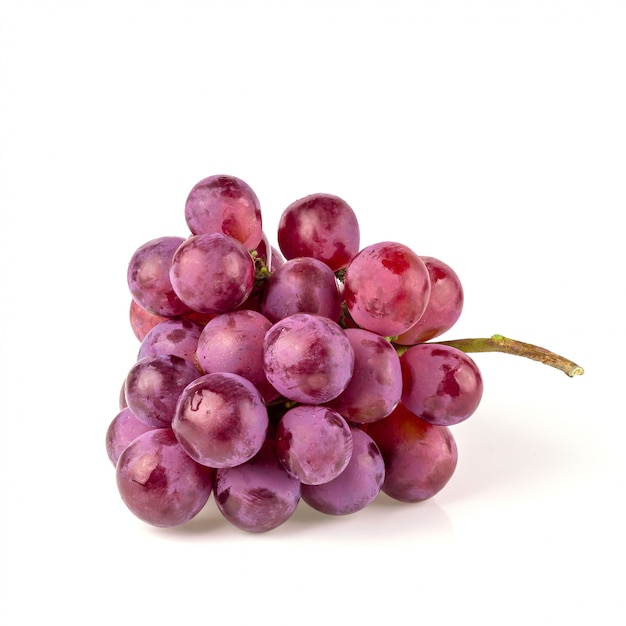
[395,256,464,344]
[275,406,353,485]
[401,343,483,426]
[184,174,263,250]
[329,328,402,424]
[124,354,201,428]
[367,403,458,503]
[263,313,355,404]
[129,299,171,341]
[214,439,301,533]
[195,310,277,403]
[138,318,204,364]
[301,427,385,515]
[105,407,154,466]
[277,193,360,271]
[252,231,285,273]
[172,372,269,468]
[344,241,431,337]
[169,233,255,314]
[260,256,342,323]
[127,236,191,317]
[116,428,214,528]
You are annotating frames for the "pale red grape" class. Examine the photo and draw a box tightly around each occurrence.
[116,428,214,528]
[169,233,255,314]
[276,405,353,485]
[367,403,458,502]
[401,343,483,426]
[172,372,268,468]
[184,174,262,250]
[277,193,360,270]
[395,256,464,344]
[344,241,431,337]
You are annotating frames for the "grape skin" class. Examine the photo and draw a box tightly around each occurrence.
[138,318,204,364]
[169,233,255,314]
[367,403,458,503]
[328,328,402,424]
[124,354,201,428]
[127,236,192,317]
[195,310,278,403]
[184,174,263,250]
[400,343,483,426]
[277,193,360,271]
[301,427,385,515]
[395,256,464,344]
[260,256,342,323]
[116,428,214,528]
[172,372,269,469]
[214,439,301,533]
[343,241,431,337]
[105,407,154,466]
[129,299,170,341]
[275,406,353,485]
[263,313,355,404]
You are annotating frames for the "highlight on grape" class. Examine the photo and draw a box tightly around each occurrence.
[108,174,584,533]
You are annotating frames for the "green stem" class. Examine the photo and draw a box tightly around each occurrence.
[430,334,584,378]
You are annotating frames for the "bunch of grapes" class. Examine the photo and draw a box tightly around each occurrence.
[107,174,583,533]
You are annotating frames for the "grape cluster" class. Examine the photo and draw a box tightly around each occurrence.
[107,174,484,533]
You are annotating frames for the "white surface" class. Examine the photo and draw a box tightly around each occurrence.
[1,1,624,624]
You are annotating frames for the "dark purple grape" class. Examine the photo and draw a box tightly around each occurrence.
[169,233,255,314]
[367,403,458,503]
[172,372,268,468]
[263,313,354,404]
[105,407,154,466]
[277,193,360,271]
[329,328,402,423]
[276,406,353,485]
[344,241,431,337]
[127,237,191,317]
[116,428,214,528]
[195,310,277,403]
[401,343,483,426]
[184,174,263,250]
[214,439,301,533]
[124,354,201,428]
[260,256,342,323]
[395,256,464,344]
[301,427,385,515]
[138,318,204,364]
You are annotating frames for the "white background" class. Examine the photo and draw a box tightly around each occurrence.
[1,1,624,624]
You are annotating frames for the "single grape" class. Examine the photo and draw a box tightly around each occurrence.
[138,318,204,364]
[275,406,353,485]
[401,343,483,426]
[172,372,269,468]
[252,231,286,273]
[127,236,191,317]
[184,174,263,250]
[105,407,154,466]
[277,193,360,271]
[343,241,431,337]
[301,427,385,515]
[169,233,255,314]
[116,428,214,528]
[328,328,402,424]
[214,439,301,533]
[124,354,201,428]
[263,313,354,404]
[395,256,464,344]
[195,310,277,403]
[367,403,458,503]
[129,299,171,341]
[260,256,342,323]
